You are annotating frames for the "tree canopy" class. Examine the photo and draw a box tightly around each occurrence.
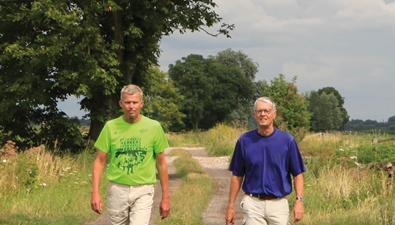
[141,66,185,131]
[308,87,349,132]
[0,0,232,149]
[317,87,349,128]
[169,50,257,130]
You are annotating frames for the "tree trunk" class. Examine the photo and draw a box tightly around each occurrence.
[88,116,104,142]
[88,93,119,141]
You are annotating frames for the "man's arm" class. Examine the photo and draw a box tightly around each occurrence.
[91,150,107,214]
[225,175,243,225]
[293,173,304,222]
[156,152,170,219]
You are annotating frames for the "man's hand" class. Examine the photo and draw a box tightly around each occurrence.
[91,192,103,214]
[160,197,170,219]
[293,200,304,222]
[225,205,235,225]
[91,150,106,215]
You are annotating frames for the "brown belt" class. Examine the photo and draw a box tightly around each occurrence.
[245,193,278,200]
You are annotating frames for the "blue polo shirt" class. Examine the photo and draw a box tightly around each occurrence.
[229,128,305,198]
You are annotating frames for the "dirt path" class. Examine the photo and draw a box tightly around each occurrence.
[87,147,243,225]
[184,147,243,225]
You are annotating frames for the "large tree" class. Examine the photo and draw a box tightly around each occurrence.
[317,87,349,128]
[0,0,232,148]
[308,91,344,131]
[308,87,349,131]
[168,50,256,130]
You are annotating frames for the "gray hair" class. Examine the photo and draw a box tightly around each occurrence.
[120,84,143,100]
[254,97,277,112]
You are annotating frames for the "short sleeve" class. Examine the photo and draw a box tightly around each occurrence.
[153,122,169,155]
[288,139,305,176]
[229,140,245,176]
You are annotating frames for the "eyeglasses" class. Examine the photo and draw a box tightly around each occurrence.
[255,109,273,115]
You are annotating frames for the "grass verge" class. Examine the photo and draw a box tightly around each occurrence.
[0,147,104,225]
[155,149,213,225]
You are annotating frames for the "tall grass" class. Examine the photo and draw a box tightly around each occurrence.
[298,132,395,225]
[0,145,101,225]
[300,164,394,225]
[168,123,245,156]
[167,132,201,147]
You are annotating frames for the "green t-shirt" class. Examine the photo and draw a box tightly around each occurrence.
[94,115,169,185]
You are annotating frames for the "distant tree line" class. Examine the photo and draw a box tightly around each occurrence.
[344,116,395,133]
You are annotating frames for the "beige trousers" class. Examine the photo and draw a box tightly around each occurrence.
[107,182,154,225]
[240,195,290,225]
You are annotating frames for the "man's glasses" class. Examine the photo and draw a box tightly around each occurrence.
[255,109,272,115]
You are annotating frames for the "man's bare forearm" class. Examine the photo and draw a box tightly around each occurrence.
[227,175,243,207]
[294,173,304,198]
[156,153,169,198]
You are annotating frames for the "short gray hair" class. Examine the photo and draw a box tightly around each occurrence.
[254,97,277,112]
[120,84,143,100]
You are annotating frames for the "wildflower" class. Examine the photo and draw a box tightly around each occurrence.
[63,166,72,171]
[354,161,363,168]
[2,159,6,163]
[40,183,47,187]
[350,156,357,160]
[338,148,344,152]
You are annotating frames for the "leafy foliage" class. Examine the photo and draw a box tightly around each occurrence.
[141,66,185,131]
[0,0,232,150]
[256,74,311,141]
[317,87,349,128]
[308,87,349,131]
[308,91,343,131]
[169,50,256,130]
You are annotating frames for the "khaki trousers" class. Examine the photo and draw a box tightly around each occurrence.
[240,195,290,225]
[107,182,154,225]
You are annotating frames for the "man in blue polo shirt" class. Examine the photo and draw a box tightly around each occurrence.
[225,97,305,225]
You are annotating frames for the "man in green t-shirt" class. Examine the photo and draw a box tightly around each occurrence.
[90,84,170,225]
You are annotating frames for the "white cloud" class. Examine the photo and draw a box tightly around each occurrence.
[158,0,395,121]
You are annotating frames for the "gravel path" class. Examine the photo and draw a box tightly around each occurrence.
[183,147,243,225]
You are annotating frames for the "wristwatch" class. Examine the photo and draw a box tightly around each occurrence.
[296,195,304,202]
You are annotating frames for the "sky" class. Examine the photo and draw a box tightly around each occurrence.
[158,0,395,122]
[59,0,395,121]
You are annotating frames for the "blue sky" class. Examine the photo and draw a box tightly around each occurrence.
[59,0,395,121]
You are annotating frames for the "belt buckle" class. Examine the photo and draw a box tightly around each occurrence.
[248,193,275,200]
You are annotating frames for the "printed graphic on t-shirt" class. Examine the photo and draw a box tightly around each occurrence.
[115,137,147,174]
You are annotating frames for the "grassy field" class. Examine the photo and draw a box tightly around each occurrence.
[0,144,102,225]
